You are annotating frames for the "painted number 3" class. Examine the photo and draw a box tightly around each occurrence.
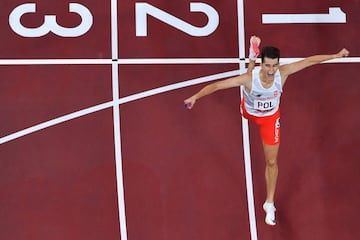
[9,3,93,37]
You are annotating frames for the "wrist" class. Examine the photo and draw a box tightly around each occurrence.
[193,94,200,101]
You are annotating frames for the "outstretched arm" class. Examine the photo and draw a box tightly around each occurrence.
[184,35,260,109]
[184,73,251,109]
[280,48,349,84]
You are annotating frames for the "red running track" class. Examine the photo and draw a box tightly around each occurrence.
[0,1,359,240]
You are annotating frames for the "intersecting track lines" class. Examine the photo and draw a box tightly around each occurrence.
[0,56,358,145]
[0,68,240,145]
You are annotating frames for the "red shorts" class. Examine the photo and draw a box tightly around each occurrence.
[241,104,280,145]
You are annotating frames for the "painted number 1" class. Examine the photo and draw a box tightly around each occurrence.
[262,7,346,24]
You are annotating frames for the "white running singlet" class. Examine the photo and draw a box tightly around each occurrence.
[243,66,283,117]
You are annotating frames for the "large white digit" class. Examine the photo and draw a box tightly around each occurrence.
[262,7,346,24]
[9,3,49,37]
[136,2,219,37]
[9,3,93,37]
[50,3,93,37]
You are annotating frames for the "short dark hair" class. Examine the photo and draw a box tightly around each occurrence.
[261,46,280,62]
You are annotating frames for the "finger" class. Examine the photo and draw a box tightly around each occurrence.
[184,102,192,109]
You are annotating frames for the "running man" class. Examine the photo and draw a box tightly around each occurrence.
[184,36,349,225]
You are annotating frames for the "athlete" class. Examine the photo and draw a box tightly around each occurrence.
[184,36,349,225]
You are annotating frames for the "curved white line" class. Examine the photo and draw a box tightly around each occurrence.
[0,69,241,145]
[0,53,358,145]
[0,101,113,145]
[1,52,357,145]
[118,69,240,104]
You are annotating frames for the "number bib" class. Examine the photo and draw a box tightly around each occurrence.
[254,99,277,111]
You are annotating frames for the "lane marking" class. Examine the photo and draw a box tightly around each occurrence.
[111,0,128,240]
[0,59,113,65]
[117,69,240,104]
[0,69,240,145]
[240,87,257,240]
[0,57,359,65]
[112,63,128,240]
[237,1,258,239]
[0,102,113,145]
[0,51,358,240]
[262,7,346,24]
[0,55,358,145]
[0,49,358,144]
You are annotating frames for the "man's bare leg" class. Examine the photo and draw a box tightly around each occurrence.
[263,143,279,202]
[262,142,279,225]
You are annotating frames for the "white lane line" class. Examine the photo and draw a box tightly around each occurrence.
[0,52,358,145]
[237,1,258,240]
[249,58,359,64]
[0,57,358,65]
[0,59,113,65]
[111,0,128,240]
[117,69,240,104]
[112,64,128,240]
[0,101,113,145]
[239,96,257,239]
[118,58,240,64]
[0,58,238,65]
[0,69,241,145]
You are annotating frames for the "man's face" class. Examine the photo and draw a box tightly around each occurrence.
[261,57,279,81]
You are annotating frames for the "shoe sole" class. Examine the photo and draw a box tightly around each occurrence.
[263,206,276,226]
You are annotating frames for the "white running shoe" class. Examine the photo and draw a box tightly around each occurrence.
[249,36,261,61]
[263,202,276,226]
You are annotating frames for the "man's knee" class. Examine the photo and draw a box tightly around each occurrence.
[266,158,277,167]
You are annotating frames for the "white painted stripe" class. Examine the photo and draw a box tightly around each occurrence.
[237,0,245,60]
[118,69,240,104]
[112,63,128,240]
[0,58,239,65]
[0,59,113,65]
[0,69,240,145]
[250,58,360,64]
[117,58,241,64]
[237,1,258,240]
[0,57,358,65]
[111,1,128,240]
[240,99,258,239]
[111,0,118,60]
[0,53,357,145]
[282,58,359,64]
[0,101,113,145]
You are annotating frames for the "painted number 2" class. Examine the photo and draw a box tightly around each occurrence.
[9,3,93,37]
[136,2,219,37]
